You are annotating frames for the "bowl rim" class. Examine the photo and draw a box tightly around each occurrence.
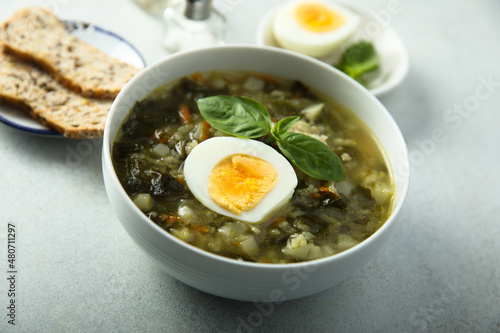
[103,44,410,270]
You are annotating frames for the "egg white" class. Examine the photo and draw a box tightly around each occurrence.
[272,0,360,58]
[183,137,298,223]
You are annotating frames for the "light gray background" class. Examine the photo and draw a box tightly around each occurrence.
[0,0,499,332]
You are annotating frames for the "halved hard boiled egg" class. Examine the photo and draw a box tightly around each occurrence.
[272,0,360,58]
[184,137,298,223]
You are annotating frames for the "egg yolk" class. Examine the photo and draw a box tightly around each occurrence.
[208,154,278,215]
[294,2,345,33]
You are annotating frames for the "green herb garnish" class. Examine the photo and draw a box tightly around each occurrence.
[196,96,346,181]
[335,41,380,86]
[196,95,272,138]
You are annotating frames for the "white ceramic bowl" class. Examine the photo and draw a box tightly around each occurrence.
[102,45,410,302]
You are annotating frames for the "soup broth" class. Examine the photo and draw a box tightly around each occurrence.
[112,71,394,263]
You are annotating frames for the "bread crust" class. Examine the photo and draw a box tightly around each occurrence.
[0,6,140,99]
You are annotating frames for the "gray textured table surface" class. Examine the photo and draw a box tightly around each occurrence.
[1,0,499,332]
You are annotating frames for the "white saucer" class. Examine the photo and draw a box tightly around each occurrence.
[0,21,146,137]
[255,2,410,97]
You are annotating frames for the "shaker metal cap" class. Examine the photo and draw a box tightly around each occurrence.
[184,0,212,20]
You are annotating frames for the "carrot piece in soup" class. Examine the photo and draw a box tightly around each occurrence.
[178,104,191,125]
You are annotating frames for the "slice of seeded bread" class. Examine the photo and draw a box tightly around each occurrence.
[0,51,112,139]
[0,6,140,99]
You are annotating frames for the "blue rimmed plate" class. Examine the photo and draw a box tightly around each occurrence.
[0,20,146,137]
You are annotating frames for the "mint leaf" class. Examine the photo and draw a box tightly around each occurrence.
[276,132,345,181]
[197,96,272,138]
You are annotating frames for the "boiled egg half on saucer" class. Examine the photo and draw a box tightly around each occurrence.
[272,0,360,58]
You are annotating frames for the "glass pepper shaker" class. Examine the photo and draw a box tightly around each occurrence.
[162,0,226,53]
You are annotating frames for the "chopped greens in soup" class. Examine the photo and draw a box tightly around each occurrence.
[112,71,394,263]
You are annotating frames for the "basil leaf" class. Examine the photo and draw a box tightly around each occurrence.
[197,95,272,138]
[272,116,300,139]
[276,132,345,181]
[335,41,379,85]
